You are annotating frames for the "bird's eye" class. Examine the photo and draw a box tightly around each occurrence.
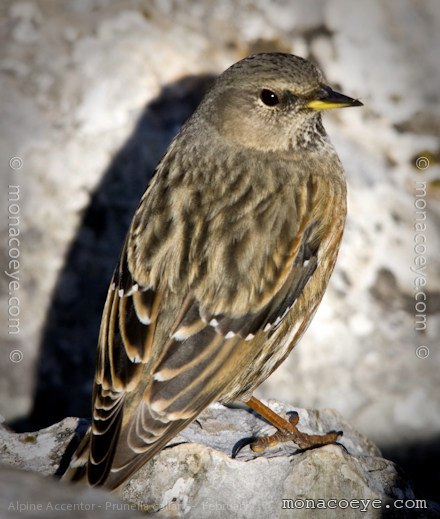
[260,89,280,107]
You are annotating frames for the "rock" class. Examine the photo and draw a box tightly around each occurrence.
[1,402,439,518]
[120,402,437,518]
[0,416,84,477]
[0,466,144,518]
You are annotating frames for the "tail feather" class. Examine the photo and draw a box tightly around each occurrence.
[61,427,91,484]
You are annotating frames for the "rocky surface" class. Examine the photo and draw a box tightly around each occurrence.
[1,0,439,503]
[0,416,144,518]
[2,402,439,518]
[0,415,82,477]
[0,466,145,518]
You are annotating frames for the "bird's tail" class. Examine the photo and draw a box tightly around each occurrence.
[61,426,91,484]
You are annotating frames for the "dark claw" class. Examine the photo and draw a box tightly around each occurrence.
[232,436,256,458]
[335,441,350,455]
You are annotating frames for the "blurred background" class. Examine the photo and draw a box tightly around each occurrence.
[1,0,439,503]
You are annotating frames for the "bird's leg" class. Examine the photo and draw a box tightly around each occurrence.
[244,396,342,453]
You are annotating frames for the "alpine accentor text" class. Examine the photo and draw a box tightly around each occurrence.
[64,53,363,489]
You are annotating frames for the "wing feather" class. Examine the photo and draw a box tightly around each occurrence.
[63,162,344,489]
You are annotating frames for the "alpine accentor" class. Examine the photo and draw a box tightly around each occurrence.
[64,53,362,489]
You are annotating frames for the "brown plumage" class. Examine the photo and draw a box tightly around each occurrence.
[63,53,362,489]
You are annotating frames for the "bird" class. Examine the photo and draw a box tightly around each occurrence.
[63,52,363,490]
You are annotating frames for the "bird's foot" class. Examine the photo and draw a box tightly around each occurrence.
[232,396,342,456]
[249,411,342,453]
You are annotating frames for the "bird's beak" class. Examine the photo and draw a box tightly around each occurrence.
[306,86,363,111]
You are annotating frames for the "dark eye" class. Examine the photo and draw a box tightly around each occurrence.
[260,89,280,106]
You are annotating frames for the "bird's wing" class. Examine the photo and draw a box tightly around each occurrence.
[68,168,341,490]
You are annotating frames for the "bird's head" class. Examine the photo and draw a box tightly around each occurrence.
[198,53,362,152]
